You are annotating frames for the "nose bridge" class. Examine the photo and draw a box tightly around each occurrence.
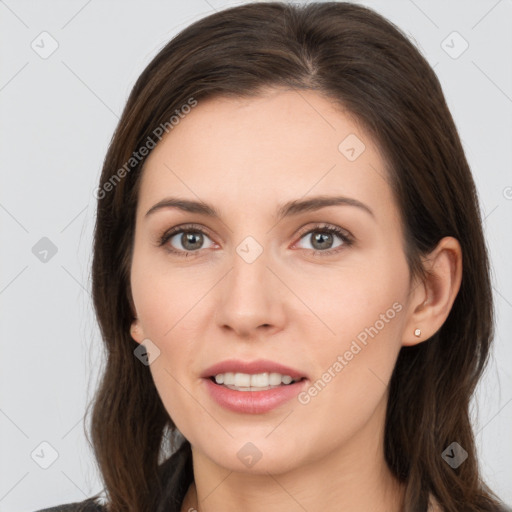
[229,233,271,302]
[215,232,283,332]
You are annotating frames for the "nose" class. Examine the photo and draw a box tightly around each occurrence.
[214,241,286,337]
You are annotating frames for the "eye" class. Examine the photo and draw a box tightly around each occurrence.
[158,222,353,258]
[294,224,353,255]
[158,224,215,257]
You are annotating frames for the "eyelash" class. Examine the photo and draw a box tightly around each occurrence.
[157,223,354,258]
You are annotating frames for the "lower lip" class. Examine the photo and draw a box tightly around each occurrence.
[202,377,308,414]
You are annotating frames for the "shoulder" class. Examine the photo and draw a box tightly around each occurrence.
[34,497,106,512]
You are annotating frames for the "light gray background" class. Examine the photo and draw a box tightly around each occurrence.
[1,0,511,510]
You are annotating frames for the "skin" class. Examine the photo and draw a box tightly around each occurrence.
[129,87,462,512]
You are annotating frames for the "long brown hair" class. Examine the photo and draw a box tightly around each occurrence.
[85,2,505,511]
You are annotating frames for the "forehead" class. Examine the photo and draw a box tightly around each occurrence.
[137,88,394,222]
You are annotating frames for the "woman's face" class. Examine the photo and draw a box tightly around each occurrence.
[130,88,417,474]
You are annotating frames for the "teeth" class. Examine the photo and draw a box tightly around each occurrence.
[213,372,299,388]
[234,372,251,387]
[269,373,282,386]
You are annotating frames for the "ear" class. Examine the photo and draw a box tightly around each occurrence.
[402,236,462,347]
[128,282,146,344]
[130,318,146,344]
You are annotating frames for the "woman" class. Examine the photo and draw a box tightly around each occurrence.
[36,2,510,511]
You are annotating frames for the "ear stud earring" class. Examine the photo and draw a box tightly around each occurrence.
[414,328,421,337]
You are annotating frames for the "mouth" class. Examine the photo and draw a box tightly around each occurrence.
[200,359,309,413]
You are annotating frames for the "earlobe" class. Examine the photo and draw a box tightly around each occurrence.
[130,319,145,344]
[402,236,462,347]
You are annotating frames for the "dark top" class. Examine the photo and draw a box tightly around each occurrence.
[34,439,512,512]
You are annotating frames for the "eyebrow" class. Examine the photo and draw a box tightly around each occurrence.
[144,195,374,220]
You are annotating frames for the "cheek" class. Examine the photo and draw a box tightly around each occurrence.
[130,251,211,378]
[130,270,203,376]
[130,242,209,337]
[292,280,406,446]
[293,249,408,396]
[292,248,407,342]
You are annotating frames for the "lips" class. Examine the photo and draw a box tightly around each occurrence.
[200,358,308,381]
[203,376,308,414]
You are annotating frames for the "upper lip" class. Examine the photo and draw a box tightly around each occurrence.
[201,359,308,381]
